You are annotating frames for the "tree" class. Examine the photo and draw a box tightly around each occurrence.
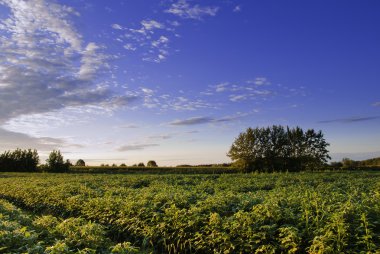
[137,162,145,167]
[46,150,69,172]
[147,160,158,167]
[75,159,85,166]
[0,148,39,172]
[227,126,330,172]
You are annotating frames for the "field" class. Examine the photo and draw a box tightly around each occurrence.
[0,172,379,253]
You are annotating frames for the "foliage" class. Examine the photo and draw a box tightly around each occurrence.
[46,150,70,172]
[0,199,137,253]
[0,172,379,253]
[0,148,39,172]
[228,125,331,172]
[137,163,145,167]
[76,159,86,167]
[146,160,158,167]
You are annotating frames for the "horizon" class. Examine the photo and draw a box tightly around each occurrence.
[1,0,379,166]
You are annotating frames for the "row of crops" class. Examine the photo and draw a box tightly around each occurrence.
[0,172,379,253]
[0,198,138,253]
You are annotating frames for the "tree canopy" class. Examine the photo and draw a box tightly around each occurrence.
[0,148,39,172]
[227,125,331,172]
[75,159,85,166]
[46,150,70,172]
[147,160,158,167]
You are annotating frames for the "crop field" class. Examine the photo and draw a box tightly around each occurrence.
[0,172,379,253]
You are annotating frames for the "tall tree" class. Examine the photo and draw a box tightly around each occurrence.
[46,150,69,172]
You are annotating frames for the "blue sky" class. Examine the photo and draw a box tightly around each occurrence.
[0,0,379,165]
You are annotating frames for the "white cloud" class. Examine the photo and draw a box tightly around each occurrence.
[123,43,137,51]
[166,0,219,20]
[141,19,164,30]
[1,0,82,52]
[111,23,123,30]
[0,0,137,125]
[233,5,241,13]
[78,42,107,80]
[215,82,229,92]
[229,94,247,102]
[152,36,169,47]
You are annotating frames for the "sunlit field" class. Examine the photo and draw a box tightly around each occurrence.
[1,171,379,253]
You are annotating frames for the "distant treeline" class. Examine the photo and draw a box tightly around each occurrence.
[70,166,237,174]
[330,157,380,170]
[1,148,379,173]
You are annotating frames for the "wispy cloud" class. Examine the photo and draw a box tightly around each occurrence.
[170,117,214,126]
[118,124,139,129]
[318,116,380,124]
[233,5,242,13]
[116,19,173,63]
[0,128,81,152]
[117,143,159,151]
[372,102,380,107]
[201,77,306,104]
[166,0,219,20]
[169,113,248,126]
[111,23,123,30]
[147,134,173,140]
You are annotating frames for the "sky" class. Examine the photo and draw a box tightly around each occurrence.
[0,0,379,166]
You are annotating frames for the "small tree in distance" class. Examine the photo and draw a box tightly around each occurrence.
[147,160,158,167]
[76,159,85,166]
[137,162,145,167]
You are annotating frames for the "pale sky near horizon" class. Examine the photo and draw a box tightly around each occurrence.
[0,0,379,166]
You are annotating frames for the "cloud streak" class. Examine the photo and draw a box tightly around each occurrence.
[117,144,159,151]
[169,114,248,126]
[318,116,380,124]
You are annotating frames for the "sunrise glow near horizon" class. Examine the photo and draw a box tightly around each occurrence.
[0,0,379,166]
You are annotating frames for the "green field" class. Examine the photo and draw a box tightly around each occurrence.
[0,172,379,253]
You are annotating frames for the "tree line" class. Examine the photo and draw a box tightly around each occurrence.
[228,125,331,172]
[0,149,71,172]
[0,148,160,172]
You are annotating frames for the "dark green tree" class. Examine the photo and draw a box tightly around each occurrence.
[228,125,331,172]
[137,162,145,167]
[0,148,39,172]
[46,150,69,172]
[75,159,86,166]
[147,160,158,167]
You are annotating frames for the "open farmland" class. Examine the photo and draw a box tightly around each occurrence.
[0,172,380,253]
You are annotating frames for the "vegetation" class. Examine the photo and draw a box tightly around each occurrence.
[45,150,70,172]
[228,126,331,172]
[0,148,39,172]
[75,159,86,167]
[0,198,138,253]
[0,172,379,253]
[147,160,158,167]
